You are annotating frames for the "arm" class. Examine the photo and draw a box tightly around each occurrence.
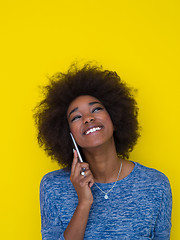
[64,202,91,240]
[154,176,172,239]
[40,176,65,240]
[64,150,94,240]
[40,150,94,240]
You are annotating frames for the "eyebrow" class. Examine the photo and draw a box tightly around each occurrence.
[68,101,101,118]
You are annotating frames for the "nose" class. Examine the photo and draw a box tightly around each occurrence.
[83,114,95,124]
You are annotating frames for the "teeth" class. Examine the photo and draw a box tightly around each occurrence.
[85,127,101,135]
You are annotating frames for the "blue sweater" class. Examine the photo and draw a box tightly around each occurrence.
[40,162,172,240]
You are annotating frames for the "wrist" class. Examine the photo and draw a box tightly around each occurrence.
[77,201,93,211]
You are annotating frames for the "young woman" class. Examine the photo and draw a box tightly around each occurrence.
[34,64,172,240]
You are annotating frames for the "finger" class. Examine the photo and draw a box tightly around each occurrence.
[85,174,95,188]
[74,162,89,178]
[80,169,94,182]
[79,162,90,171]
[81,169,91,178]
[89,181,94,188]
[71,149,78,175]
[84,170,95,188]
[79,173,94,187]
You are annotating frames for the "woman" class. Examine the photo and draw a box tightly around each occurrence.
[34,64,172,240]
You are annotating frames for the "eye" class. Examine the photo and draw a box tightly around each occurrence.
[92,107,104,113]
[71,115,81,122]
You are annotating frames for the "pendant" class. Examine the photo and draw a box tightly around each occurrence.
[104,194,108,199]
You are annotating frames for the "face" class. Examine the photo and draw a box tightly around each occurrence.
[67,95,114,149]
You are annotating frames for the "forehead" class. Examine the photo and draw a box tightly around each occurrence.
[67,95,101,114]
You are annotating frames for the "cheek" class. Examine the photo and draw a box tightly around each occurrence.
[104,114,114,130]
[69,124,76,134]
[69,123,81,140]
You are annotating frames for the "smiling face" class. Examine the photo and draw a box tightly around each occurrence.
[67,95,114,150]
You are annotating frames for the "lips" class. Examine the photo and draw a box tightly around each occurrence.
[83,126,103,135]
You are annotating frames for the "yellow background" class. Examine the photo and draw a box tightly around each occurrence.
[0,0,179,239]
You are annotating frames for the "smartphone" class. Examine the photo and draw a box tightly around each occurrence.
[70,132,83,163]
[70,132,86,175]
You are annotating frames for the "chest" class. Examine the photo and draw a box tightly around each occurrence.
[56,184,161,239]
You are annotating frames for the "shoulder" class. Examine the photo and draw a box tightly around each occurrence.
[40,168,71,193]
[133,162,171,192]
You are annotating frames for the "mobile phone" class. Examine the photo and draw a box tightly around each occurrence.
[70,132,83,163]
[70,132,86,175]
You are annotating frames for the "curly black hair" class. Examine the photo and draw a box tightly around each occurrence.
[34,63,140,169]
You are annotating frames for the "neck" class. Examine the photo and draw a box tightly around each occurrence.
[82,139,122,183]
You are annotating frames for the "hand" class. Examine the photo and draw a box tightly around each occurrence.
[70,150,94,206]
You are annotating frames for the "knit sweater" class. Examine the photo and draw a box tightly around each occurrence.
[40,162,172,240]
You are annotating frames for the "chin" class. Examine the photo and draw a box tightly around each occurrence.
[81,136,114,150]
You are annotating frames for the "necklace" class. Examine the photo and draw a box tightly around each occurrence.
[94,160,122,199]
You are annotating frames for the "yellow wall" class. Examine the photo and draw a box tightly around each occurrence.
[0,0,179,239]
